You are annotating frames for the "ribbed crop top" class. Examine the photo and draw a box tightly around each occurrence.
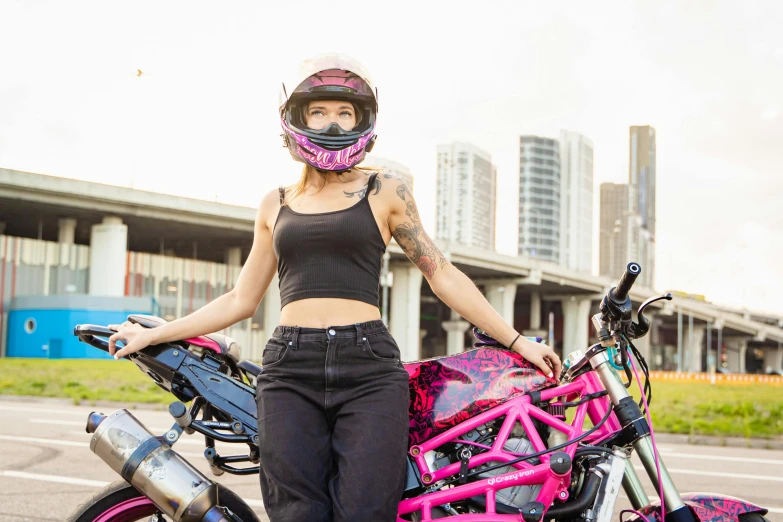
[272,172,387,308]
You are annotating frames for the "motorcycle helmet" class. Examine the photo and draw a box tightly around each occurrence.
[280,53,378,172]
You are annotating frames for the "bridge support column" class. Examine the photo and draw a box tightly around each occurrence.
[562,296,592,355]
[764,345,783,373]
[53,218,78,295]
[225,247,242,266]
[485,282,516,325]
[525,291,547,338]
[530,292,541,329]
[688,326,706,372]
[390,263,422,361]
[738,339,748,374]
[58,218,76,244]
[224,247,242,290]
[442,310,471,355]
[88,216,127,296]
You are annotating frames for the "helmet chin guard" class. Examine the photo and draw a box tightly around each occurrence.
[280,54,378,172]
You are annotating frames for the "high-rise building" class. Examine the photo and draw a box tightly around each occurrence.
[598,126,657,286]
[599,182,630,278]
[599,184,653,281]
[436,142,497,251]
[518,136,561,263]
[363,155,414,192]
[559,130,594,273]
[629,125,656,286]
[629,126,656,235]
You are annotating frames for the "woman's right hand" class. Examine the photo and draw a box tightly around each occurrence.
[108,321,157,359]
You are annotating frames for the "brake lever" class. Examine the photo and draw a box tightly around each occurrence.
[629,292,673,339]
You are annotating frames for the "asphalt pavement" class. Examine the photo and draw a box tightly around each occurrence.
[0,398,780,522]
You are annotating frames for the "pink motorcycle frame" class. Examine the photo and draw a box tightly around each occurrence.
[397,370,622,521]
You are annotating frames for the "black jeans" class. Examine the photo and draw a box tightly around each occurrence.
[256,319,410,522]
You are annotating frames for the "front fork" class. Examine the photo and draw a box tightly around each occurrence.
[590,350,693,520]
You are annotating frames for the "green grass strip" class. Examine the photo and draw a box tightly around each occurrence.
[0,358,170,406]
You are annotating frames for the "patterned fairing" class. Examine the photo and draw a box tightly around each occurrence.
[631,493,767,522]
[405,347,555,446]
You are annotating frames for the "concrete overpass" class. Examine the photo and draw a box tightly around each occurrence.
[2,167,782,372]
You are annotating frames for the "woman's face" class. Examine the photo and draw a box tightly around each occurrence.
[304,100,357,131]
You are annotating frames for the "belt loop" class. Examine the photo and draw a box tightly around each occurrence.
[355,323,363,346]
[291,329,299,351]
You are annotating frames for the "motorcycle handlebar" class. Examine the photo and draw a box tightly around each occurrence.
[73,324,116,354]
[610,262,641,303]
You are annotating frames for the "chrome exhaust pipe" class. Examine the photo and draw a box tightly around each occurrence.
[86,409,229,522]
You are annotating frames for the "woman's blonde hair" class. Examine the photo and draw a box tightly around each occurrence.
[281,163,383,205]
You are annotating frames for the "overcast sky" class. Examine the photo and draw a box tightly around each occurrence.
[1,1,782,314]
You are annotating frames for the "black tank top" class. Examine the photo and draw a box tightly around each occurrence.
[272,172,387,308]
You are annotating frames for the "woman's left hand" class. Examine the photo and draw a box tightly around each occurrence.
[511,337,562,379]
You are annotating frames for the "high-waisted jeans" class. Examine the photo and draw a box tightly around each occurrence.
[255,319,410,522]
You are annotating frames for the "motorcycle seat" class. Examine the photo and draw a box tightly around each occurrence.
[127,314,241,364]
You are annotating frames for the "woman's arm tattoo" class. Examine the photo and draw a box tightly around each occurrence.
[392,182,448,279]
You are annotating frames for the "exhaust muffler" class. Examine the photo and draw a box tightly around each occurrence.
[87,409,229,522]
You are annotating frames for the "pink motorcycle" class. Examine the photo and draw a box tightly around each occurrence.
[68,263,770,522]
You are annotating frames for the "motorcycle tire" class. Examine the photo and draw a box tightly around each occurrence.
[65,479,261,522]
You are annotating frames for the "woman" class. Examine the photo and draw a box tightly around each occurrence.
[107,53,561,522]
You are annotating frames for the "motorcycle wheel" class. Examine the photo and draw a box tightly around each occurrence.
[65,479,261,522]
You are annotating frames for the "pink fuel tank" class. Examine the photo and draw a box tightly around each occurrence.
[405,347,556,446]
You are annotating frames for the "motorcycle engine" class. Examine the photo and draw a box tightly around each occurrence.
[477,437,541,509]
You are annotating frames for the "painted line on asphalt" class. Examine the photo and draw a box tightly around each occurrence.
[30,418,87,427]
[0,434,221,460]
[633,465,783,482]
[0,405,91,416]
[658,451,783,466]
[0,470,108,488]
[32,418,171,432]
[0,469,265,508]
[0,434,88,447]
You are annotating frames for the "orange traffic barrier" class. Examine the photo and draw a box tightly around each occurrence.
[648,371,783,386]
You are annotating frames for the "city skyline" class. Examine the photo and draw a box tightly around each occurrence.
[1,1,781,314]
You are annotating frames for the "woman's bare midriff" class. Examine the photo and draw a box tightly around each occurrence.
[279,298,382,328]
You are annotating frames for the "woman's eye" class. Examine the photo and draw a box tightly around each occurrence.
[310,111,324,117]
[341,111,353,118]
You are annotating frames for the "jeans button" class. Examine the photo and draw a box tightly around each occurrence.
[328,329,336,336]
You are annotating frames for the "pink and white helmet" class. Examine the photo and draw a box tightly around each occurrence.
[280,53,378,172]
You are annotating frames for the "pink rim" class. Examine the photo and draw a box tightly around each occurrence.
[93,496,158,522]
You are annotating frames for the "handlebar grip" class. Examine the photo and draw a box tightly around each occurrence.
[612,262,641,303]
[73,324,117,354]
